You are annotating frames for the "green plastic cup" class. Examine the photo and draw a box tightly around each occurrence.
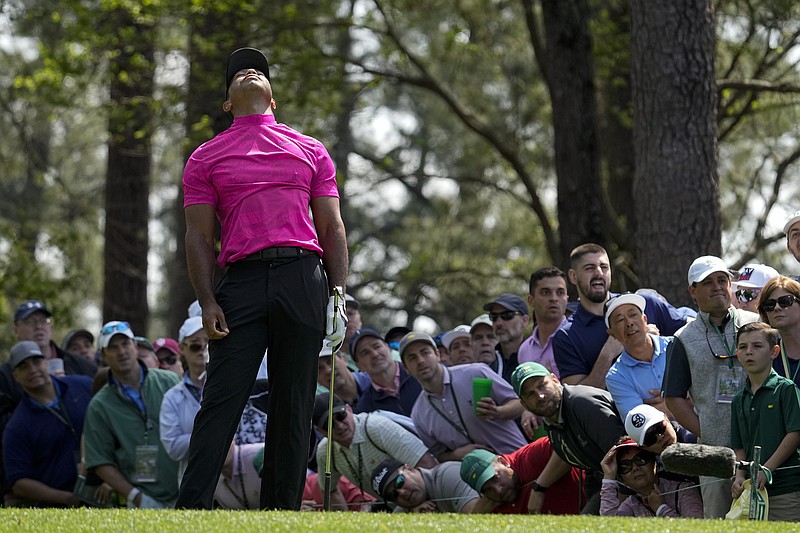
[473,377,493,415]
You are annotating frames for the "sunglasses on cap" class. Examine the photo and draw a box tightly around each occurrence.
[762,295,799,313]
[642,420,667,447]
[489,311,522,322]
[101,322,130,336]
[385,469,406,501]
[735,288,760,304]
[618,452,654,475]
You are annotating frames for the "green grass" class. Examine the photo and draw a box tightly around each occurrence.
[0,509,793,532]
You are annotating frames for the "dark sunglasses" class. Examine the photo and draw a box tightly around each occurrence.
[735,288,760,303]
[618,452,654,475]
[159,354,178,366]
[703,321,735,360]
[642,421,667,447]
[183,342,208,353]
[330,411,347,424]
[762,295,799,313]
[489,311,522,322]
[386,470,406,500]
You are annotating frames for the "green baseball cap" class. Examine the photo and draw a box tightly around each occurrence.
[460,449,498,493]
[511,362,551,396]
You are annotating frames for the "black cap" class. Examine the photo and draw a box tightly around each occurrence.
[313,393,347,428]
[226,47,270,97]
[371,458,404,500]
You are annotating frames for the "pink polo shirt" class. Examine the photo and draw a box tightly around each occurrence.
[183,114,340,268]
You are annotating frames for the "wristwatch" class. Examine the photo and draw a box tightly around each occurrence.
[531,480,548,493]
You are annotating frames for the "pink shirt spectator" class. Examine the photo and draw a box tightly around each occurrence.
[517,317,567,378]
[183,114,340,268]
[371,361,400,397]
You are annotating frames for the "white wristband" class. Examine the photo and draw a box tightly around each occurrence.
[656,503,669,516]
[127,487,141,507]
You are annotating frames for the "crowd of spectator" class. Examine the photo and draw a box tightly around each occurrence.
[0,209,798,521]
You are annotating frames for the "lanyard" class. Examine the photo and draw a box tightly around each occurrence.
[710,322,735,357]
[426,368,472,442]
[779,340,800,384]
[340,442,365,494]
[44,397,78,443]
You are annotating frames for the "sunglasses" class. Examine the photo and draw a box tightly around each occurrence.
[618,452,654,475]
[386,469,406,500]
[329,411,347,425]
[183,342,208,353]
[762,295,799,313]
[159,354,178,366]
[101,322,130,336]
[703,322,735,360]
[735,288,760,303]
[489,311,522,322]
[642,421,667,447]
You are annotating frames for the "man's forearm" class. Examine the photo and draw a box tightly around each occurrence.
[319,222,348,290]
[497,399,525,420]
[13,478,76,506]
[95,464,135,497]
[185,229,217,306]
[664,397,701,437]
[536,452,572,487]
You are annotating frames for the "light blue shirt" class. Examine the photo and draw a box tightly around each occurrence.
[606,334,672,419]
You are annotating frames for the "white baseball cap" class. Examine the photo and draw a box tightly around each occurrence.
[99,321,135,349]
[625,404,664,446]
[603,293,646,328]
[469,314,492,332]
[733,264,779,290]
[687,255,730,285]
[179,316,204,343]
[784,210,800,235]
[441,325,470,351]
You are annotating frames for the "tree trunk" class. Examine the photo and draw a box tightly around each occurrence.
[167,12,249,338]
[102,9,155,334]
[630,0,720,307]
[540,0,607,271]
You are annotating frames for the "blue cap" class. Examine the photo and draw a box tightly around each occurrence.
[482,293,528,315]
[14,300,52,323]
[348,328,384,358]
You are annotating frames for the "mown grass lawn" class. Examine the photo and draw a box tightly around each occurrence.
[0,509,792,532]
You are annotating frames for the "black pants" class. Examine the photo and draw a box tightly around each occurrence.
[175,254,327,510]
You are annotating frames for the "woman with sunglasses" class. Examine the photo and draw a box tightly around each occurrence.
[758,276,800,388]
[599,437,702,518]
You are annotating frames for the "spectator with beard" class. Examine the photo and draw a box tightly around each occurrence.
[553,244,689,389]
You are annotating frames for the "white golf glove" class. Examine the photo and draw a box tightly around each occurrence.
[325,286,348,351]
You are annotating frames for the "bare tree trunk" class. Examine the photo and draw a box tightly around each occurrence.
[540,0,607,270]
[630,0,719,307]
[166,12,248,337]
[102,9,155,333]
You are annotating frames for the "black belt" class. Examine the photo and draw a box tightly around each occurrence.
[239,246,313,262]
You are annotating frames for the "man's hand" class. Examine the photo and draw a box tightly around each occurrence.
[202,301,229,339]
[520,410,540,440]
[731,476,745,499]
[644,485,665,512]
[411,501,438,513]
[475,397,499,419]
[325,287,348,350]
[527,490,545,514]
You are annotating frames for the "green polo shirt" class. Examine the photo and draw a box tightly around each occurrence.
[731,369,800,496]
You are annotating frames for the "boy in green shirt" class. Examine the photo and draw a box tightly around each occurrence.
[731,322,800,522]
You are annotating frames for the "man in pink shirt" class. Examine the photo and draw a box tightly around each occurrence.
[518,267,569,378]
[176,47,348,511]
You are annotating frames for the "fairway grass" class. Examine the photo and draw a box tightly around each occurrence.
[0,508,794,532]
